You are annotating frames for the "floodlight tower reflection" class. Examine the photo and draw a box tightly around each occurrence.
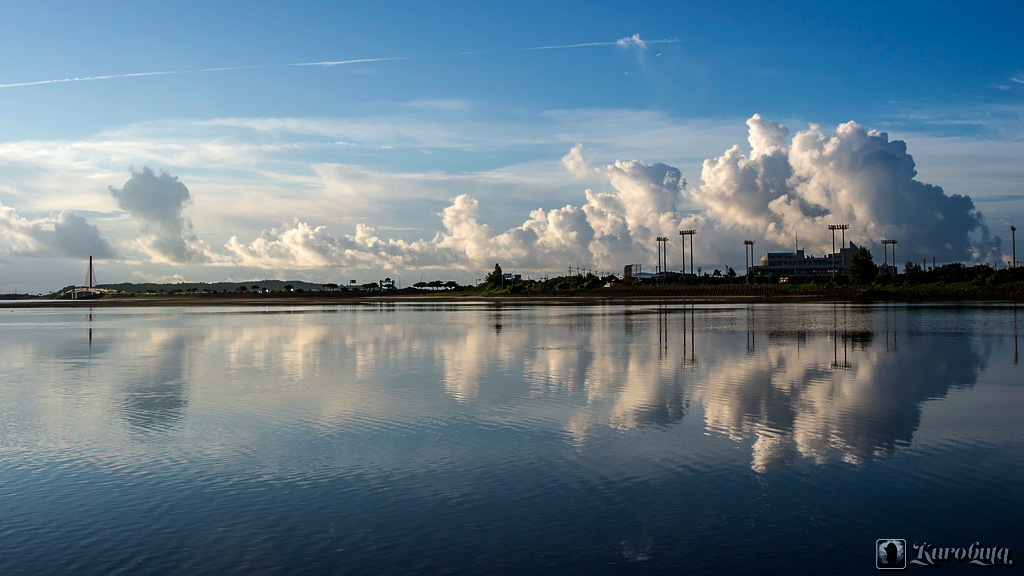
[681,302,696,367]
[1014,302,1019,365]
[831,302,851,370]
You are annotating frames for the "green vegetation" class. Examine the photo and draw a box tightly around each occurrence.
[472,271,609,295]
[484,263,503,285]
[40,259,1024,303]
[848,246,877,285]
[769,262,1024,299]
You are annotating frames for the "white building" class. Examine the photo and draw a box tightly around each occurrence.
[751,242,858,277]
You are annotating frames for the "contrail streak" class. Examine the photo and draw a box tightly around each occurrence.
[0,59,411,89]
[0,35,676,89]
[0,70,180,88]
[0,65,266,89]
[291,57,412,67]
[525,38,677,51]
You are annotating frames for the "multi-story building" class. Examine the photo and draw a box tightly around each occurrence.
[751,242,858,277]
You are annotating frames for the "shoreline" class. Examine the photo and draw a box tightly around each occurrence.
[1,290,1019,308]
[0,294,785,308]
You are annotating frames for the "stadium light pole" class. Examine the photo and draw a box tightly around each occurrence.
[656,236,668,281]
[829,225,837,277]
[744,240,755,283]
[1012,224,1017,269]
[679,231,685,280]
[680,230,696,284]
[828,224,849,276]
[881,239,898,275]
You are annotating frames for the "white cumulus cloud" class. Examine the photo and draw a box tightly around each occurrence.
[693,115,994,263]
[0,202,113,258]
[222,148,696,275]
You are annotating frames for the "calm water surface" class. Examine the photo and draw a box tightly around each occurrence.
[1,302,1021,574]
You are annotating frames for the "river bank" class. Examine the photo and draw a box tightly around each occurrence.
[3,281,1021,307]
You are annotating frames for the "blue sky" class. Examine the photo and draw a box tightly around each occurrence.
[1,1,1022,291]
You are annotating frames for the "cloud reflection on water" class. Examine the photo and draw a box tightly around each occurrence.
[0,303,1008,472]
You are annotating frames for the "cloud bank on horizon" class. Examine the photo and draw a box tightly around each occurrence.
[11,114,993,280]
[220,115,997,273]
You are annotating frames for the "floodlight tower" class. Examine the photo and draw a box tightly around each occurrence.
[655,236,668,280]
[679,231,686,280]
[1012,224,1017,269]
[744,240,755,283]
[881,239,898,275]
[679,229,696,283]
[828,224,849,276]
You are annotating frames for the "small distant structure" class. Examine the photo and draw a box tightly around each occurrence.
[502,273,522,282]
[60,256,106,299]
[379,277,396,290]
[622,264,641,285]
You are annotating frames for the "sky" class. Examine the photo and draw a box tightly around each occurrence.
[1,1,1022,292]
